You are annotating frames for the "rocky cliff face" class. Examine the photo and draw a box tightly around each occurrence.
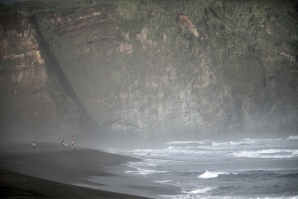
[0,15,82,141]
[1,1,298,142]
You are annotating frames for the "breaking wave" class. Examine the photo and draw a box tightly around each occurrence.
[182,187,216,194]
[198,170,229,179]
[231,149,298,158]
[125,169,168,175]
[287,136,298,140]
[98,136,298,199]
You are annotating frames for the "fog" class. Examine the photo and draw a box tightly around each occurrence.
[1,1,298,198]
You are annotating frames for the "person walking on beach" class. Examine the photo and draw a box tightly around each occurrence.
[61,140,65,148]
[71,140,75,148]
[32,141,36,152]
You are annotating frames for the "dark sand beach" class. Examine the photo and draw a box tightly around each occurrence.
[0,142,179,199]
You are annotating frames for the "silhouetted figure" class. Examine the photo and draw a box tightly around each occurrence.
[61,140,65,148]
[71,140,75,148]
[32,141,36,152]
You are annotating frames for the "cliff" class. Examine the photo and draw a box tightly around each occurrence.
[0,0,298,143]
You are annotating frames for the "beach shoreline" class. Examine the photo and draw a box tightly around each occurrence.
[0,142,179,199]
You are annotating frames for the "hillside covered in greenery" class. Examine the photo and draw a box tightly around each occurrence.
[0,0,298,142]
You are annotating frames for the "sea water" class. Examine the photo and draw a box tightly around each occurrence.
[103,136,298,199]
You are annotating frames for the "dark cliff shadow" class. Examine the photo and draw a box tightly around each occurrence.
[29,15,101,140]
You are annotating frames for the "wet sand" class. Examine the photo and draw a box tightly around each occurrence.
[0,167,151,199]
[0,142,179,199]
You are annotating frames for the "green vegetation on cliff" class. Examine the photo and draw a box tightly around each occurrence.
[1,0,298,138]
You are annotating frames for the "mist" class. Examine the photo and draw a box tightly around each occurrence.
[1,0,298,198]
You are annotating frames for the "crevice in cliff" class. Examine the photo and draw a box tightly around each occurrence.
[29,15,99,134]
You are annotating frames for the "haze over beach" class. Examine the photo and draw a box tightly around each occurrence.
[0,0,298,198]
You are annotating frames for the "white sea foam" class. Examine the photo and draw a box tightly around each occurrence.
[182,187,216,194]
[160,196,298,199]
[198,170,229,179]
[102,137,298,199]
[287,136,298,140]
[211,142,228,146]
[158,147,215,156]
[100,148,118,154]
[259,149,297,153]
[167,141,208,145]
[133,149,155,152]
[155,180,173,184]
[256,196,298,199]
[128,148,172,157]
[159,194,192,199]
[236,167,298,172]
[231,149,298,158]
[211,139,259,148]
[168,146,175,150]
[243,138,282,142]
[243,138,259,141]
[159,187,216,199]
[210,142,244,149]
[125,167,168,175]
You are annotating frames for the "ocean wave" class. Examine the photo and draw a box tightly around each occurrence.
[244,138,285,142]
[124,170,167,175]
[159,194,193,199]
[198,170,229,179]
[211,139,259,147]
[287,136,298,140]
[167,141,210,145]
[243,138,284,142]
[134,147,215,156]
[100,148,119,154]
[155,180,173,184]
[211,141,239,146]
[256,196,298,199]
[125,169,168,175]
[210,138,290,149]
[159,187,216,199]
[168,146,178,150]
[182,187,216,194]
[128,148,171,157]
[259,149,297,154]
[133,149,155,152]
[160,196,298,199]
[231,149,297,158]
[130,147,221,157]
[236,168,298,172]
